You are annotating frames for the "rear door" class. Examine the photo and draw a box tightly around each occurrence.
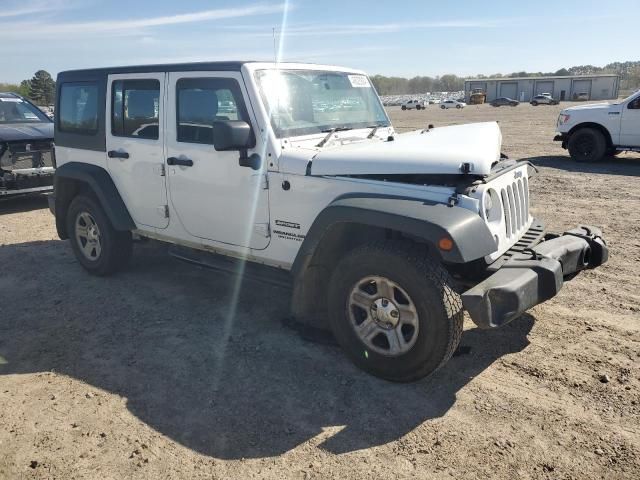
[165,71,270,249]
[620,95,640,146]
[106,73,168,229]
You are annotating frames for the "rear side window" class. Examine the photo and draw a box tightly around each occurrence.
[176,77,249,145]
[59,83,99,134]
[112,79,160,139]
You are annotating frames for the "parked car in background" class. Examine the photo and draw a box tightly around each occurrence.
[440,99,466,109]
[400,99,426,110]
[490,97,519,107]
[0,92,54,196]
[554,90,640,162]
[530,94,559,106]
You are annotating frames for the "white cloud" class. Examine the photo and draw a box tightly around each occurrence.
[0,3,289,38]
[0,0,79,18]
[255,19,505,37]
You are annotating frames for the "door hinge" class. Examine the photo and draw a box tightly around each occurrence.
[261,174,269,190]
[160,164,166,176]
[253,222,270,238]
[157,205,169,218]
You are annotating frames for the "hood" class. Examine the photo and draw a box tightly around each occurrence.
[564,102,614,112]
[0,122,54,142]
[303,122,501,177]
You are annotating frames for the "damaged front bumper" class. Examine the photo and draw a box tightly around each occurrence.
[461,224,608,328]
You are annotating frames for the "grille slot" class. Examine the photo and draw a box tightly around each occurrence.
[500,176,530,240]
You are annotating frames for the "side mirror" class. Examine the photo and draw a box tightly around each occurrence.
[211,120,255,151]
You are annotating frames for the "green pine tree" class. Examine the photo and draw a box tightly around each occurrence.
[28,70,55,105]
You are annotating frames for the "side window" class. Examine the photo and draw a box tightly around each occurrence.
[59,83,99,134]
[112,79,160,139]
[176,77,249,145]
[628,96,640,110]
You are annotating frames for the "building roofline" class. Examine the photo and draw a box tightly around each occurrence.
[465,74,619,82]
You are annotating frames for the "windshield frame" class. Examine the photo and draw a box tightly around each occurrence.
[254,68,390,139]
[0,96,51,125]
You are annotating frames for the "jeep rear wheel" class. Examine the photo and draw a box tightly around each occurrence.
[568,127,607,163]
[328,241,463,382]
[66,194,132,276]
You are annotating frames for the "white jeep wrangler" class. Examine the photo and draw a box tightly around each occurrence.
[50,62,608,382]
[555,90,640,162]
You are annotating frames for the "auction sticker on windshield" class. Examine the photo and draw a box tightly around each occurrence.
[348,75,370,88]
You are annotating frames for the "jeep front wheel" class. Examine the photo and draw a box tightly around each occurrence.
[66,194,132,276]
[328,241,463,382]
[568,127,607,162]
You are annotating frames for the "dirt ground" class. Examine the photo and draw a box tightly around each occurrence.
[0,102,638,479]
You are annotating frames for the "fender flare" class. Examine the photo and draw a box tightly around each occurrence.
[291,195,497,278]
[53,162,135,238]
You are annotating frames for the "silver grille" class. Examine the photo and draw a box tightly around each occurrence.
[500,177,530,239]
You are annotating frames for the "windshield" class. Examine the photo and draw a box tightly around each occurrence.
[255,69,389,138]
[0,97,50,124]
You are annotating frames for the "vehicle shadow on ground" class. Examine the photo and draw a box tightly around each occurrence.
[0,194,49,214]
[0,240,534,460]
[524,154,640,177]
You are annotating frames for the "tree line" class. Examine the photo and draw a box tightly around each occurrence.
[371,61,640,95]
[0,70,56,105]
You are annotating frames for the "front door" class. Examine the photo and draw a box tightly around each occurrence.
[165,72,270,250]
[620,95,640,147]
[106,73,168,229]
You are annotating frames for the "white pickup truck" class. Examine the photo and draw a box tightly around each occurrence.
[554,90,640,162]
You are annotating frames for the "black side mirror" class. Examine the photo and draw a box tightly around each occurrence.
[211,120,255,151]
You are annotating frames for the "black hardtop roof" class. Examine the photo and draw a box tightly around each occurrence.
[57,61,253,79]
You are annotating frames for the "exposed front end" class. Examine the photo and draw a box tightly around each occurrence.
[0,139,55,195]
[462,162,608,328]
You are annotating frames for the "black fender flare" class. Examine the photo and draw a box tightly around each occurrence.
[53,162,135,238]
[291,195,497,278]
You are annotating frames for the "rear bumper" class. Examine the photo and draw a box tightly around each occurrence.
[461,225,608,329]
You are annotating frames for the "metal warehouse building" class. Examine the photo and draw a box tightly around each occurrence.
[465,74,620,103]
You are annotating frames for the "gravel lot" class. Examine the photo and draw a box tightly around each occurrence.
[1,103,638,479]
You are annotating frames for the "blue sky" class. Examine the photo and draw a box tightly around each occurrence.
[0,0,637,83]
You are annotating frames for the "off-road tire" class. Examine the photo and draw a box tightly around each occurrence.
[568,127,607,163]
[66,194,133,276]
[327,241,464,382]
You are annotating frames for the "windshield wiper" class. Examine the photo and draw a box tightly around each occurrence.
[316,127,352,147]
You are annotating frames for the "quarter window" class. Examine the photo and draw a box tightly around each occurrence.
[59,83,99,134]
[176,78,249,145]
[112,80,160,139]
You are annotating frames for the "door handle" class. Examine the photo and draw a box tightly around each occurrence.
[108,150,129,159]
[167,157,193,167]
